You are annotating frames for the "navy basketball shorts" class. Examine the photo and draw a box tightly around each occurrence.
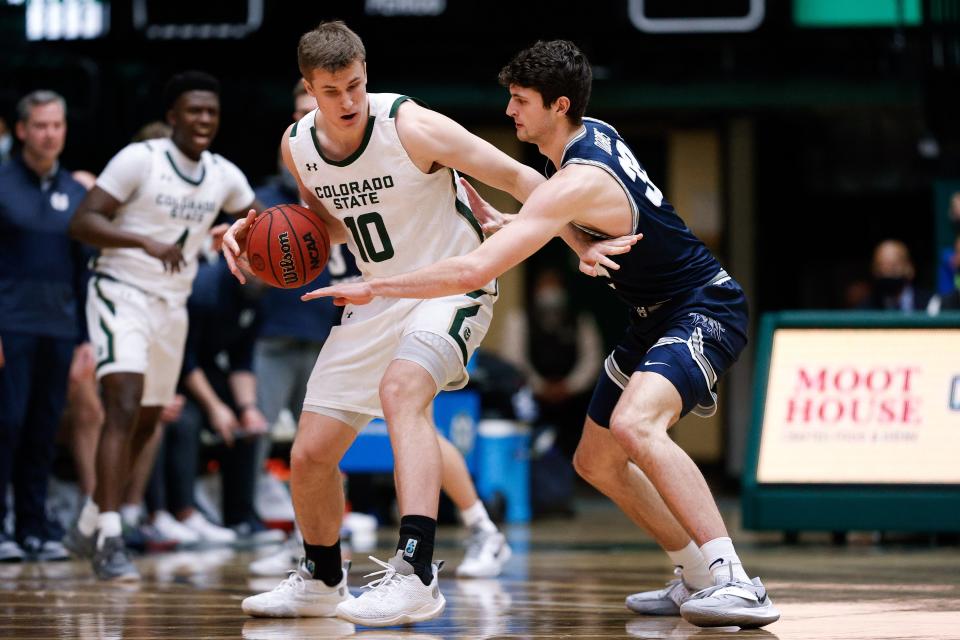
[587,278,749,427]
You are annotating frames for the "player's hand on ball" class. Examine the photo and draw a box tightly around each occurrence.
[578,233,642,277]
[302,281,374,306]
[143,238,186,273]
[223,209,257,284]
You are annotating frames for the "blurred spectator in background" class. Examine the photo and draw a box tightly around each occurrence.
[0,90,87,561]
[0,116,12,164]
[503,266,602,458]
[861,239,934,312]
[500,265,601,517]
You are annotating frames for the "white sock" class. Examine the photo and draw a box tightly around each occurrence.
[461,500,497,534]
[120,503,142,528]
[700,536,750,583]
[96,511,123,548]
[666,540,713,590]
[77,497,100,537]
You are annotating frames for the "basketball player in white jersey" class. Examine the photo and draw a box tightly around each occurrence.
[69,71,259,581]
[224,22,629,626]
[250,82,516,583]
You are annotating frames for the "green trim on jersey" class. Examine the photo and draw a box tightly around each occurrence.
[290,120,299,137]
[93,277,115,315]
[95,318,115,371]
[310,116,376,167]
[92,271,154,299]
[449,171,484,243]
[388,95,428,118]
[466,279,498,299]
[447,303,482,365]
[165,151,206,186]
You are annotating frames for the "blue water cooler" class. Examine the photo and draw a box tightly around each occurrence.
[340,391,480,473]
[475,419,531,523]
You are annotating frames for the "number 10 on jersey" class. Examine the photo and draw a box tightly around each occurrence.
[344,212,394,263]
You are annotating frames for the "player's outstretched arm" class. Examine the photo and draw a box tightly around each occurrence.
[460,176,640,276]
[304,171,585,305]
[395,101,544,203]
[69,187,185,273]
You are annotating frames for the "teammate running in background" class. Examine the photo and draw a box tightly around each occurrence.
[69,71,260,580]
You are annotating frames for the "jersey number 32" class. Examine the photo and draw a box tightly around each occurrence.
[616,140,663,207]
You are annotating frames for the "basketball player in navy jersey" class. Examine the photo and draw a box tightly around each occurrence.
[308,40,780,629]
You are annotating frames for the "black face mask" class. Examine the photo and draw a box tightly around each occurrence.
[874,276,908,297]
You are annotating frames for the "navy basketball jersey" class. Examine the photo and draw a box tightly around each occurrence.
[547,118,722,307]
[326,242,361,286]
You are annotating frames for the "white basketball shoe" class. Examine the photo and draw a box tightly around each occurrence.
[335,551,446,627]
[679,566,780,628]
[456,530,511,579]
[625,568,692,615]
[242,559,352,618]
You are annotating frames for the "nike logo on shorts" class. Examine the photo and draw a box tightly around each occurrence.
[644,361,670,367]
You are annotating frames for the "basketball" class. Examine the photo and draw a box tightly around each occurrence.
[245,204,329,289]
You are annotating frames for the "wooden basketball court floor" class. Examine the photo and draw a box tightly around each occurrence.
[2,501,958,639]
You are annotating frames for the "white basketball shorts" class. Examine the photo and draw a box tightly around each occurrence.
[86,275,187,406]
[302,291,495,425]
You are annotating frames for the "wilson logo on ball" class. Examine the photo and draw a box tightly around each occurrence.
[246,204,330,289]
[277,231,298,285]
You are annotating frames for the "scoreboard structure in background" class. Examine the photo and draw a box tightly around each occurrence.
[742,311,960,533]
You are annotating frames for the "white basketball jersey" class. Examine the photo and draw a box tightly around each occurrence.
[93,138,253,305]
[288,93,493,291]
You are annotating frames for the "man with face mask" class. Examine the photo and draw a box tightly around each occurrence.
[862,239,933,312]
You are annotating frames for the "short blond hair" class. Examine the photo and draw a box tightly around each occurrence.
[297,21,365,77]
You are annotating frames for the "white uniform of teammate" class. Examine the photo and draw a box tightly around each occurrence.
[87,137,254,405]
[288,94,496,425]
